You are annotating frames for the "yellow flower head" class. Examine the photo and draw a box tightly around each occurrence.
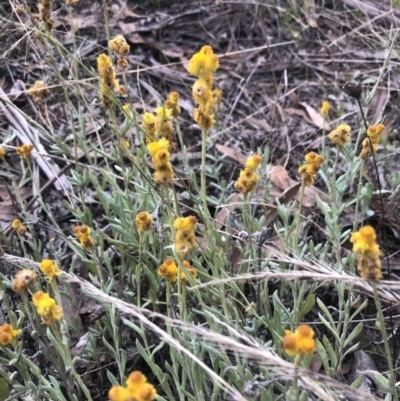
[16,144,34,159]
[135,212,153,233]
[109,35,130,57]
[298,152,324,186]
[27,80,50,103]
[360,124,385,159]
[192,79,213,106]
[320,101,331,118]
[351,226,382,281]
[158,259,178,282]
[282,324,315,356]
[165,92,181,118]
[109,371,156,401]
[0,323,21,346]
[181,260,198,281]
[173,216,197,256]
[0,147,5,159]
[32,291,63,325]
[13,269,37,293]
[11,219,27,236]
[245,154,262,170]
[97,54,120,107]
[328,124,351,146]
[148,139,174,185]
[174,216,198,231]
[73,225,94,251]
[234,154,262,194]
[188,45,219,81]
[39,259,61,280]
[147,138,170,157]
[213,88,223,110]
[155,106,172,121]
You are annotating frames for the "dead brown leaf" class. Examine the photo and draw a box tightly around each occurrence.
[299,101,324,129]
[215,144,247,165]
[215,193,242,230]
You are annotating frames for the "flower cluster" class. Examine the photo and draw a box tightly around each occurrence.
[165,92,181,118]
[298,152,324,186]
[158,258,197,283]
[360,124,385,159]
[11,219,27,236]
[0,323,21,346]
[234,154,262,194]
[38,0,53,31]
[328,124,351,146]
[135,212,153,233]
[16,144,34,159]
[39,259,61,280]
[282,324,316,356]
[97,54,125,107]
[28,81,50,103]
[32,291,63,325]
[147,138,174,185]
[188,45,220,130]
[350,225,382,281]
[174,216,197,256]
[12,269,37,293]
[73,225,94,251]
[320,100,330,118]
[109,35,130,69]
[142,105,175,150]
[108,371,156,401]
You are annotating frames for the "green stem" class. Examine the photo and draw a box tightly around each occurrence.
[200,124,211,232]
[353,160,365,232]
[294,179,306,248]
[373,283,398,401]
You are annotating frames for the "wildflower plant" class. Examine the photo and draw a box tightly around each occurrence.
[1,5,399,401]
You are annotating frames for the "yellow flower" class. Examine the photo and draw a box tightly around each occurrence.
[165,92,181,118]
[109,35,130,57]
[320,101,330,118]
[245,154,262,170]
[39,259,61,280]
[135,212,153,232]
[192,79,213,106]
[16,144,34,159]
[350,226,382,281]
[11,219,27,236]
[12,269,37,293]
[38,0,53,30]
[158,258,179,282]
[360,124,385,159]
[73,225,94,251]
[97,54,120,107]
[147,139,174,185]
[213,88,223,110]
[298,152,324,186]
[234,154,262,194]
[188,45,219,83]
[282,324,315,356]
[173,216,197,256]
[28,80,50,103]
[109,371,156,401]
[0,323,21,346]
[0,147,5,159]
[181,260,197,281]
[32,291,63,325]
[188,45,219,130]
[328,124,351,146]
